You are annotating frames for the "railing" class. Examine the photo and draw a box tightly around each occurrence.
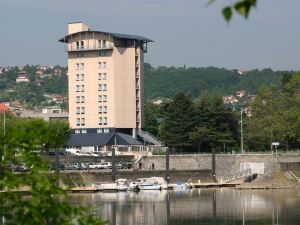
[65,44,113,52]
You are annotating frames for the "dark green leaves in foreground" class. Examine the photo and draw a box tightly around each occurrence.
[221,0,257,21]
[0,117,106,225]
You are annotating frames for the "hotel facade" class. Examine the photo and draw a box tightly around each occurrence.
[59,22,158,149]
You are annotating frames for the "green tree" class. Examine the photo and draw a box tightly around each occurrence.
[159,93,196,151]
[189,93,238,152]
[0,117,105,225]
[144,103,160,137]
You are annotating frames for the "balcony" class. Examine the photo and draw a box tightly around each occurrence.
[65,44,113,52]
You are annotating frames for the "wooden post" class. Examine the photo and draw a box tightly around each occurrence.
[165,147,170,183]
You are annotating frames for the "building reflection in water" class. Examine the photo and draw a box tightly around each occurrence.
[68,189,300,225]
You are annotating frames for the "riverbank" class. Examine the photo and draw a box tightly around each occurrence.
[236,171,300,189]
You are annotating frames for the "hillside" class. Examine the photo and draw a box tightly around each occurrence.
[144,63,290,100]
[0,64,292,110]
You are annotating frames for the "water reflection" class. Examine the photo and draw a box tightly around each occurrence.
[68,189,300,225]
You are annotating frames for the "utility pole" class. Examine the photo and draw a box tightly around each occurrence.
[240,107,244,154]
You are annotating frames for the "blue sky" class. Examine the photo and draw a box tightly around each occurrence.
[0,0,299,70]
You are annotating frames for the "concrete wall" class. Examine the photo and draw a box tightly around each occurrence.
[140,154,300,179]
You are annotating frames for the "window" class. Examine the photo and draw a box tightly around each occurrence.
[76,85,80,92]
[81,85,84,92]
[104,128,109,133]
[81,107,85,114]
[98,95,102,102]
[98,62,101,68]
[76,107,80,114]
[103,73,107,80]
[98,40,101,48]
[98,106,102,114]
[103,106,107,113]
[81,129,87,134]
[76,41,80,50]
[76,118,80,126]
[81,118,85,126]
[99,117,103,125]
[98,84,102,91]
[76,63,84,70]
[98,51,106,57]
[76,74,80,81]
[98,73,102,80]
[81,41,84,49]
[76,96,80,103]
[103,62,107,68]
[81,96,85,103]
[97,128,103,133]
[81,74,84,81]
[103,117,107,125]
[103,95,107,102]
[75,129,80,134]
[76,52,84,58]
[103,84,107,91]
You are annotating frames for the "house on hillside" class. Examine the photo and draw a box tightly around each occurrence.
[16,71,30,83]
[52,95,64,104]
[53,68,62,76]
[235,90,246,98]
[0,102,11,113]
[223,95,238,104]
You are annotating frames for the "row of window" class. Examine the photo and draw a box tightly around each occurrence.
[76,73,107,81]
[76,40,107,48]
[76,118,85,126]
[76,95,108,103]
[76,62,107,70]
[75,51,108,59]
[97,128,109,133]
[74,128,110,134]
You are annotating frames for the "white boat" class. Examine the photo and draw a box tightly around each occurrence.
[151,177,168,189]
[92,179,130,192]
[116,179,129,191]
[173,182,192,190]
[131,178,161,190]
[92,182,103,191]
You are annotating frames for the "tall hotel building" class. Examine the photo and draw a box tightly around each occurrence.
[59,22,155,149]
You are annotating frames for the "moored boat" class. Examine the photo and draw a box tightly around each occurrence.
[131,178,161,190]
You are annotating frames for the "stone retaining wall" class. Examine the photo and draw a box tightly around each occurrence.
[140,154,300,179]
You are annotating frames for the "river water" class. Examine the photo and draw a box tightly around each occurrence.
[68,189,300,225]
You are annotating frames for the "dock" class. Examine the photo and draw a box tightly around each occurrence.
[190,181,243,188]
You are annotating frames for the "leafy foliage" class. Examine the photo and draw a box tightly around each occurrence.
[0,117,105,225]
[148,92,239,152]
[144,64,287,101]
[245,73,300,150]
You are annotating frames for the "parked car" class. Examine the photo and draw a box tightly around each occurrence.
[14,163,29,172]
[64,163,77,170]
[99,162,112,169]
[87,162,98,169]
